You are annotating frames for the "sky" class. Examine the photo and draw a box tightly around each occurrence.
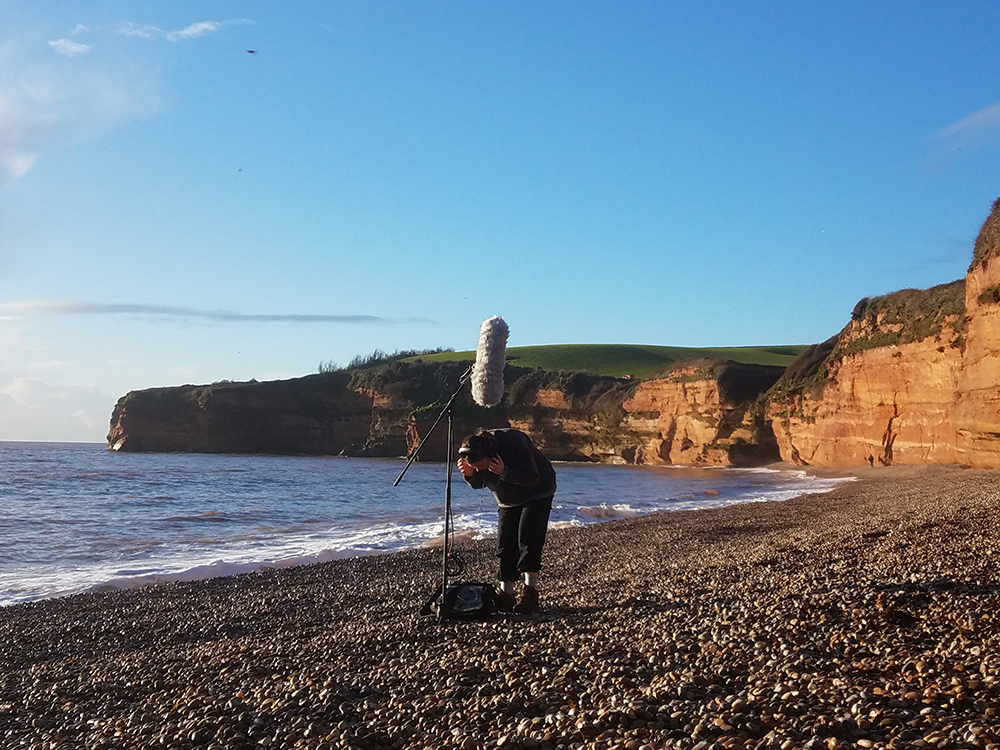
[2,1,999,442]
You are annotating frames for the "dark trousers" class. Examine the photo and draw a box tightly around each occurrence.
[496,496,553,581]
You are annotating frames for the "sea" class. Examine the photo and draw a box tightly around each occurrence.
[0,441,851,606]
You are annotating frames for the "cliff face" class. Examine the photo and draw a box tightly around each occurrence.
[108,361,784,466]
[494,362,783,466]
[767,199,1000,469]
[108,201,1000,467]
[107,373,407,456]
[768,316,965,467]
[618,363,780,466]
[954,203,1000,464]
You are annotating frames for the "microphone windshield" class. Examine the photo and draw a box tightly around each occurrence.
[471,316,508,407]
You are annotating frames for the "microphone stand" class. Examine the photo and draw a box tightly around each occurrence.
[394,365,472,624]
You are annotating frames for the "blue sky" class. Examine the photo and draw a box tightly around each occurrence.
[1,2,998,442]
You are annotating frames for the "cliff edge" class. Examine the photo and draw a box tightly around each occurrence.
[109,198,1000,467]
[108,360,785,466]
[767,197,1000,468]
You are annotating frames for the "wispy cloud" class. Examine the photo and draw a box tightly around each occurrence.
[2,300,437,326]
[168,21,225,42]
[0,40,158,182]
[48,38,91,56]
[0,376,111,441]
[926,103,1000,169]
[118,19,252,43]
[1,16,251,183]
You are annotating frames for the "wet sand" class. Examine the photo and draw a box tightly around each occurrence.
[2,464,999,749]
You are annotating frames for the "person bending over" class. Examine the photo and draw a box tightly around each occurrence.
[457,428,557,614]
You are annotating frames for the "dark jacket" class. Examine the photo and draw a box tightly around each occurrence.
[462,428,557,508]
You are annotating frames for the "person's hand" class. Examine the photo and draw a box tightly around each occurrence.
[486,455,505,475]
[457,457,475,477]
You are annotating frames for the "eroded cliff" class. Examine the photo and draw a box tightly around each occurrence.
[464,363,782,466]
[108,360,784,466]
[766,198,1000,468]
[108,372,405,456]
[619,361,781,466]
[954,200,1000,464]
[108,200,1000,467]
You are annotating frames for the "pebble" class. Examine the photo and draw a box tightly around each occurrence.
[1,465,999,749]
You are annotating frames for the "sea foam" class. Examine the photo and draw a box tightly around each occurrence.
[0,443,853,605]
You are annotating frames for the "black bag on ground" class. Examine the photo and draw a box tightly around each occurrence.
[419,581,497,620]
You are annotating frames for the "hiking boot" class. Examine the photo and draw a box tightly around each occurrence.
[494,590,516,613]
[514,585,539,614]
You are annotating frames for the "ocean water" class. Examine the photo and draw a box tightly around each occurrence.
[0,442,850,606]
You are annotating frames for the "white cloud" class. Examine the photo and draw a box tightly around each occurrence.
[936,103,1000,144]
[1,299,437,325]
[116,22,158,40]
[927,102,1000,168]
[0,317,112,441]
[73,408,102,432]
[0,151,37,181]
[2,376,57,406]
[23,359,74,374]
[0,16,250,183]
[0,41,159,182]
[118,19,252,43]
[0,317,26,357]
[48,38,91,56]
[167,21,223,42]
[0,377,113,442]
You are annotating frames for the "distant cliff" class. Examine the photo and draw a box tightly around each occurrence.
[503,361,782,466]
[108,359,785,466]
[107,372,379,455]
[109,199,1000,468]
[767,198,1000,469]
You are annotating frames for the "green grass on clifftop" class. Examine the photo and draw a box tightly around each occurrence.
[407,343,806,379]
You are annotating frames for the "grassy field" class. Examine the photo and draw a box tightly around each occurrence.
[407,343,807,379]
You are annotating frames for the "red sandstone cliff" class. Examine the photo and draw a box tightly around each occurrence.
[767,199,1000,469]
[107,201,1000,467]
[498,362,782,466]
[107,373,408,456]
[620,367,762,466]
[954,201,1000,465]
[108,361,783,465]
[767,299,965,467]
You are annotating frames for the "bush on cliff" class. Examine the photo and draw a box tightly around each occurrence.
[714,361,786,404]
[842,279,966,354]
[504,369,639,423]
[978,284,1000,306]
[769,280,967,408]
[347,360,474,409]
[318,347,455,374]
[116,387,203,422]
[969,195,1000,273]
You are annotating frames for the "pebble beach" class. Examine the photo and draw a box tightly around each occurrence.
[3,464,1000,750]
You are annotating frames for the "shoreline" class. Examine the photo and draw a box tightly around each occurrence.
[3,459,846,607]
[2,464,999,749]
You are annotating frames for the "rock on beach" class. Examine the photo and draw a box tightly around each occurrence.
[2,465,1000,750]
